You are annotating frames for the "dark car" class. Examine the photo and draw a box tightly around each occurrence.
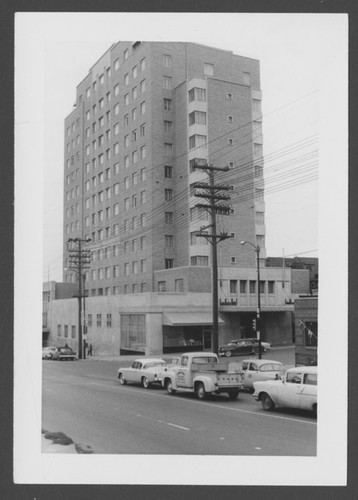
[234,338,271,353]
[52,347,77,361]
[218,340,255,357]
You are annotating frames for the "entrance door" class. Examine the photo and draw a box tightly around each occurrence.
[203,329,212,350]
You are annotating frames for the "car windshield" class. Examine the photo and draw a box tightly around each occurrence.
[259,363,284,372]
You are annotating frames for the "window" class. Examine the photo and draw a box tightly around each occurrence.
[140,58,146,71]
[124,114,129,127]
[253,99,261,113]
[164,143,173,156]
[113,286,119,295]
[124,285,129,294]
[114,203,120,215]
[132,87,138,100]
[140,79,146,93]
[124,263,130,276]
[86,87,91,98]
[189,111,206,126]
[191,256,209,266]
[106,92,111,104]
[230,280,238,294]
[140,191,146,204]
[113,244,119,256]
[86,110,91,121]
[243,72,251,85]
[164,99,172,111]
[114,58,120,70]
[255,188,264,201]
[124,177,130,189]
[255,165,263,178]
[140,213,146,227]
[114,142,120,155]
[141,168,146,181]
[174,279,184,292]
[124,219,129,232]
[255,211,265,224]
[188,87,206,102]
[64,325,68,338]
[249,281,256,293]
[132,194,137,207]
[257,235,265,248]
[164,165,172,178]
[165,189,173,201]
[132,150,138,163]
[124,156,129,168]
[124,135,129,147]
[163,76,172,90]
[99,98,104,109]
[124,94,129,106]
[132,261,138,274]
[114,84,120,96]
[113,183,120,195]
[132,129,137,142]
[140,236,146,250]
[165,235,174,248]
[254,143,263,157]
[113,162,120,175]
[268,281,275,294]
[97,314,102,327]
[140,145,146,159]
[124,198,130,211]
[132,216,137,229]
[204,63,214,76]
[140,259,146,273]
[132,65,137,79]
[132,108,137,121]
[165,259,174,269]
[165,211,173,224]
[189,134,207,149]
[132,239,138,251]
[107,314,112,327]
[158,281,166,292]
[140,101,146,115]
[113,224,119,235]
[140,123,146,136]
[124,73,129,85]
[230,256,236,264]
[124,49,129,60]
[240,280,247,294]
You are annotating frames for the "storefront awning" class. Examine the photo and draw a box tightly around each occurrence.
[162,312,224,326]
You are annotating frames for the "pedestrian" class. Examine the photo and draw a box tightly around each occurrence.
[88,343,93,356]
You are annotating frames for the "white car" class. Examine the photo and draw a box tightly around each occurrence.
[241,359,286,390]
[253,366,317,413]
[117,358,167,388]
[42,347,57,360]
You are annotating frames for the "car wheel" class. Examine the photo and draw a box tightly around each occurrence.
[196,383,207,400]
[261,393,275,411]
[166,380,176,395]
[228,389,239,399]
[142,377,150,389]
[225,350,232,357]
[119,373,127,385]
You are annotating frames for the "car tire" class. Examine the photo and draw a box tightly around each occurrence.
[166,380,176,395]
[119,373,127,385]
[228,389,239,399]
[196,383,207,400]
[261,393,275,411]
[142,377,150,389]
[225,350,232,357]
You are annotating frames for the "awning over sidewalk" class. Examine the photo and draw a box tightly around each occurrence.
[162,312,224,326]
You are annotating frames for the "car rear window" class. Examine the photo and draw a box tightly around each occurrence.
[193,357,217,364]
[303,373,317,385]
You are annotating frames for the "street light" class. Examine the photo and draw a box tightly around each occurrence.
[240,240,262,359]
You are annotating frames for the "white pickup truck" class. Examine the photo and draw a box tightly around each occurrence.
[162,352,243,400]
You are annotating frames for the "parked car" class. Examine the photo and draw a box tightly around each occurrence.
[52,346,77,361]
[166,356,181,367]
[42,347,57,360]
[117,358,167,388]
[241,359,286,390]
[241,338,271,352]
[218,340,255,357]
[253,366,317,413]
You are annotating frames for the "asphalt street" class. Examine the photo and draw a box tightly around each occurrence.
[42,348,317,455]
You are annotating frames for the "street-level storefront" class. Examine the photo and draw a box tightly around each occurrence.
[162,312,223,354]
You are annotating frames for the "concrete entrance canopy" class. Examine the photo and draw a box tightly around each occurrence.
[162,312,224,326]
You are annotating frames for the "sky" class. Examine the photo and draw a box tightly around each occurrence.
[14,13,348,485]
[14,12,347,282]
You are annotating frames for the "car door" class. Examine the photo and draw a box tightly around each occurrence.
[243,361,259,387]
[276,372,303,408]
[299,372,317,410]
[125,361,138,383]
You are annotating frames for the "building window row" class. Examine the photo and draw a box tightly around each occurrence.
[229,279,275,295]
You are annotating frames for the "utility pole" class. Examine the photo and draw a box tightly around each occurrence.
[67,238,91,359]
[192,159,233,355]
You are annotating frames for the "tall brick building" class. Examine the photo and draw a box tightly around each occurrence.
[55,42,295,355]
[63,41,265,293]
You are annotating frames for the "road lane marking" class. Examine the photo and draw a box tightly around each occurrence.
[65,380,316,426]
[167,423,190,431]
[137,414,190,431]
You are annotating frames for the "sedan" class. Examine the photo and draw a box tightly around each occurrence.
[253,366,317,413]
[52,347,77,361]
[117,358,167,388]
[42,347,57,360]
[240,338,271,353]
[218,340,255,357]
[241,359,286,390]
